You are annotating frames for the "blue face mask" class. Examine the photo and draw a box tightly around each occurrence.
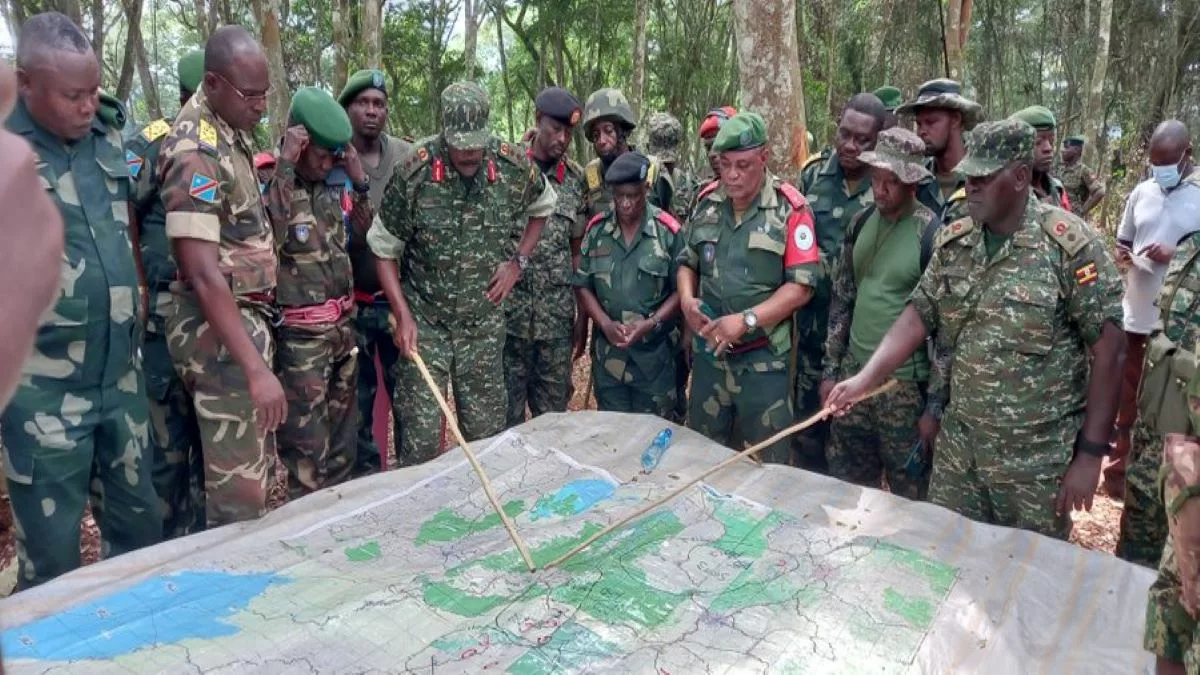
[1151,152,1186,190]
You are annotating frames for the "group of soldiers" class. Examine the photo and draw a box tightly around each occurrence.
[7,9,1200,672]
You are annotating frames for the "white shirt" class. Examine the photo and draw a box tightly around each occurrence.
[1119,176,1200,334]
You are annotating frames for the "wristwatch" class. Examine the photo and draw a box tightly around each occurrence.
[514,254,530,272]
[351,176,370,194]
[742,310,759,329]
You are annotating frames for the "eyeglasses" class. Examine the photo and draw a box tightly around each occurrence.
[212,72,272,104]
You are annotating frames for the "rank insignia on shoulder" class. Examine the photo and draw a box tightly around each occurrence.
[188,173,219,204]
[142,119,171,142]
[126,150,144,179]
[198,119,219,154]
[1054,221,1069,236]
[1074,261,1098,286]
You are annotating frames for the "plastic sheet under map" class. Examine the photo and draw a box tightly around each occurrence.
[0,412,1158,673]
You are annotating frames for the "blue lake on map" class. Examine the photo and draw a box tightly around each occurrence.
[530,479,616,521]
[1,571,289,662]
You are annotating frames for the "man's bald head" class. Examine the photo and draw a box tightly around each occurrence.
[16,12,92,70]
[1150,120,1193,168]
[204,25,265,77]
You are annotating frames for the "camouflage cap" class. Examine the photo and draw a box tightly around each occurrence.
[441,81,491,150]
[177,50,205,95]
[896,78,983,130]
[646,112,683,163]
[859,128,931,184]
[712,112,767,153]
[955,119,1036,177]
[873,86,903,112]
[1010,105,1056,131]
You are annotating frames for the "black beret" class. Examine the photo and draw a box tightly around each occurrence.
[604,151,650,185]
[535,87,582,126]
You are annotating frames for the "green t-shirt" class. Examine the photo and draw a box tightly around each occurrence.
[983,227,1013,259]
[848,208,931,381]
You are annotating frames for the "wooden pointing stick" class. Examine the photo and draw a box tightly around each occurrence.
[544,379,899,570]
[411,350,537,572]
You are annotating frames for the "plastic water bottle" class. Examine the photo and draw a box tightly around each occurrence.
[641,428,674,473]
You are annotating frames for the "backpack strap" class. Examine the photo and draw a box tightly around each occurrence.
[918,210,945,270]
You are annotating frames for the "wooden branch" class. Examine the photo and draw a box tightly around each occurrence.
[411,351,536,572]
[545,380,900,570]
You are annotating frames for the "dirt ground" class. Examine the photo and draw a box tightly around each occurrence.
[0,354,1125,597]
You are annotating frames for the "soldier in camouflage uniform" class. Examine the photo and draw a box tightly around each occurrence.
[827,119,1126,539]
[897,79,982,225]
[368,82,555,466]
[794,93,888,471]
[159,27,285,527]
[820,129,942,500]
[646,112,692,222]
[266,88,367,498]
[574,152,683,416]
[1059,135,1106,218]
[505,88,585,427]
[339,69,412,476]
[580,88,673,221]
[128,50,206,539]
[679,113,821,464]
[1,13,160,589]
[1010,106,1072,211]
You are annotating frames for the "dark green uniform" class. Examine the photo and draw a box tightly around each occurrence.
[681,178,822,464]
[574,206,683,416]
[128,118,205,539]
[2,99,160,590]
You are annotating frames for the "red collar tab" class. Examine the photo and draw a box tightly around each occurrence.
[487,158,498,184]
[432,157,445,183]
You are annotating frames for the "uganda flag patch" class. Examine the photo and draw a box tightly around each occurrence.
[189,173,219,204]
[1074,261,1098,287]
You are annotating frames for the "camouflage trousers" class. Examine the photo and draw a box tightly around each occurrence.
[143,330,205,539]
[688,352,794,464]
[1,377,160,590]
[277,320,358,499]
[1144,535,1196,668]
[591,336,677,418]
[827,359,929,500]
[393,313,506,467]
[928,413,1074,539]
[504,334,572,427]
[169,298,275,528]
[353,301,399,477]
[793,367,830,473]
[1117,418,1169,568]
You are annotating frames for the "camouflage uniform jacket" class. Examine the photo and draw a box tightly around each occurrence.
[366,134,556,328]
[506,147,585,340]
[266,159,366,309]
[1033,172,1072,211]
[909,197,1123,429]
[580,151,673,228]
[158,86,277,297]
[680,177,822,372]
[668,165,700,222]
[5,99,141,390]
[128,117,177,334]
[915,160,969,224]
[1059,161,1104,216]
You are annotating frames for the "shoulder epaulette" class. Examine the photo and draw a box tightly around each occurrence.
[140,119,171,143]
[697,180,721,202]
[935,218,976,248]
[494,138,525,166]
[646,155,660,187]
[399,137,438,180]
[778,181,807,210]
[654,209,681,234]
[585,159,603,191]
[563,157,584,178]
[585,211,607,234]
[801,152,825,171]
[949,187,967,202]
[1038,206,1093,257]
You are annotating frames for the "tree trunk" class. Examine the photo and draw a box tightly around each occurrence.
[1082,0,1112,165]
[363,0,382,68]
[115,0,139,101]
[462,0,479,78]
[494,1,515,135]
[55,0,82,24]
[332,0,349,94]
[823,0,838,137]
[629,0,648,116]
[731,0,809,175]
[194,0,209,40]
[89,0,102,56]
[251,0,289,143]
[123,0,160,119]
[944,0,972,80]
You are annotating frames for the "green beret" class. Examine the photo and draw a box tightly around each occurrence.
[1064,135,1086,147]
[289,87,353,151]
[873,86,903,112]
[605,151,650,185]
[712,112,767,153]
[177,50,204,95]
[338,69,388,107]
[1009,105,1056,131]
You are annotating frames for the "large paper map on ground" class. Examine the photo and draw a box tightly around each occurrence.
[0,412,1157,673]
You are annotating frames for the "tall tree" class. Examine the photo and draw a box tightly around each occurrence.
[122,0,160,119]
[732,0,809,175]
[251,0,289,142]
[462,0,480,78]
[630,0,648,116]
[943,0,972,79]
[1083,0,1112,165]
[332,0,350,93]
[363,0,382,69]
